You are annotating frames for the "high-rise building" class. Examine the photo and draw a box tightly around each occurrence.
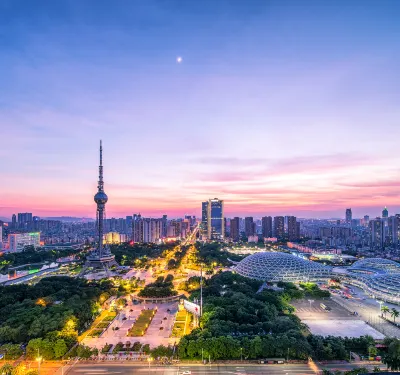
[17,212,33,230]
[369,218,385,249]
[388,215,400,248]
[230,217,240,242]
[142,218,162,243]
[274,216,285,238]
[287,216,298,241]
[126,216,133,237]
[363,215,370,227]
[0,224,3,249]
[245,217,254,237]
[261,216,273,238]
[104,232,127,244]
[207,198,224,240]
[201,201,209,238]
[345,208,352,224]
[132,214,142,242]
[131,214,165,243]
[382,207,389,218]
[8,232,40,252]
[11,214,17,229]
[162,215,168,237]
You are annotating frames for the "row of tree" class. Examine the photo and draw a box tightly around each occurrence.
[138,275,177,298]
[0,246,80,273]
[110,242,179,268]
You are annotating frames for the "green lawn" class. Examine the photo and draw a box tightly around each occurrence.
[175,310,187,322]
[88,329,103,337]
[127,309,156,336]
[103,312,117,321]
[171,310,187,338]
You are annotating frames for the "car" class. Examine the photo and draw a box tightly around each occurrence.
[180,372,191,375]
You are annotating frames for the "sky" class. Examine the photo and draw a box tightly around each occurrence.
[1,0,400,220]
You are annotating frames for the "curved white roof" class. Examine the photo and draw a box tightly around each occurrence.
[349,258,400,274]
[235,252,332,282]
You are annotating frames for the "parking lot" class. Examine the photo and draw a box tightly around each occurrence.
[292,297,385,339]
[292,298,357,320]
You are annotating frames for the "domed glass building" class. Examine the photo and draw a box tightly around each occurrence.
[235,252,332,282]
[364,274,400,303]
[349,258,400,274]
[336,257,400,304]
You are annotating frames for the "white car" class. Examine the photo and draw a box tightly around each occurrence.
[180,371,191,375]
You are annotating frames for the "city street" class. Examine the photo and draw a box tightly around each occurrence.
[62,361,389,375]
[65,362,317,375]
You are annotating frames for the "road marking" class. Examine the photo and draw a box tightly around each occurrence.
[74,370,107,373]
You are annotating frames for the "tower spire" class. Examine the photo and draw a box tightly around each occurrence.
[98,140,104,192]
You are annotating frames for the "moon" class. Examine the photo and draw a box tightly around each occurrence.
[176,56,183,63]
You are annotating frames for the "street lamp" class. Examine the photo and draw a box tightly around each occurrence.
[36,350,42,375]
[200,263,203,317]
[377,300,383,317]
[308,299,314,316]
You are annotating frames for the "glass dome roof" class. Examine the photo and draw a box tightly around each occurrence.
[349,258,400,274]
[235,252,332,282]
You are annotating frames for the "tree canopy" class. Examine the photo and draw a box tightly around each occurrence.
[0,276,114,353]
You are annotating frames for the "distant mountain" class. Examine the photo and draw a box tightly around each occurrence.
[0,216,10,222]
[43,217,95,222]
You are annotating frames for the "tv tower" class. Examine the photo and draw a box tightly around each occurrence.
[80,141,119,276]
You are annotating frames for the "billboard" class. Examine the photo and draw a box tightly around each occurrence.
[183,300,201,317]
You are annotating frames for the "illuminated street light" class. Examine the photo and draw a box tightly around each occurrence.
[377,300,384,317]
[36,350,43,375]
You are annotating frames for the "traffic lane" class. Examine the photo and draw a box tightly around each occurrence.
[68,363,316,375]
[320,362,387,372]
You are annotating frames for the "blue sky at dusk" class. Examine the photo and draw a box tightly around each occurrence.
[1,0,400,219]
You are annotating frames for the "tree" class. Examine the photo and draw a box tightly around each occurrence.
[0,364,13,375]
[26,339,43,359]
[381,305,389,318]
[0,344,23,360]
[391,308,400,324]
[383,338,400,371]
[343,368,369,374]
[54,339,68,359]
[142,344,150,354]
[150,345,173,358]
[76,345,93,359]
[12,364,31,375]
[368,345,377,357]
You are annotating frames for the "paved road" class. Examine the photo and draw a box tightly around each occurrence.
[66,363,316,375]
[332,284,400,338]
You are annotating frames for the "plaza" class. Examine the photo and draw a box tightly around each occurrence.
[82,299,179,351]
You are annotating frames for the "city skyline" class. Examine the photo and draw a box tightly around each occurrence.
[2,1,400,219]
